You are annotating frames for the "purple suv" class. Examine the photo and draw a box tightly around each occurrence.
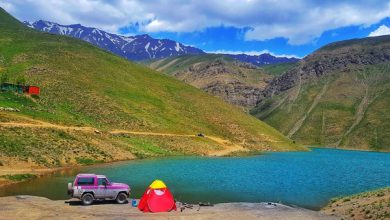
[67,174,131,205]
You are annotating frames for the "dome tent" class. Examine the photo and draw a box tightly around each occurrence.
[138,180,177,212]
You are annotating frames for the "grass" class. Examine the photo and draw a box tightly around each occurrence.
[0,8,302,167]
[0,173,37,181]
[261,62,297,76]
[117,134,225,158]
[76,158,103,165]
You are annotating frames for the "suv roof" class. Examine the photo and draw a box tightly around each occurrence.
[76,173,97,177]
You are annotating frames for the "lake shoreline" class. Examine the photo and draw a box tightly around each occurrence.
[0,149,281,188]
[2,146,386,189]
[0,195,336,220]
[307,145,390,153]
[1,147,389,213]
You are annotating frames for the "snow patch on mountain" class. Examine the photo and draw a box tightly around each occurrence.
[24,20,205,61]
[23,20,299,65]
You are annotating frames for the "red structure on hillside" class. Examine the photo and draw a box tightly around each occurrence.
[27,86,40,95]
[0,83,40,95]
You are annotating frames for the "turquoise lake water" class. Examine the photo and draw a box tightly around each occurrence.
[1,148,389,210]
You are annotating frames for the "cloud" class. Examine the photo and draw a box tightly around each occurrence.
[206,50,301,59]
[1,0,390,45]
[369,25,390,37]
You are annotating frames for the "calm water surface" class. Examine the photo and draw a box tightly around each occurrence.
[1,148,389,210]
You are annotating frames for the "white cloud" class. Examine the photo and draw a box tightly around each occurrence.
[1,0,390,45]
[206,50,301,59]
[369,25,390,37]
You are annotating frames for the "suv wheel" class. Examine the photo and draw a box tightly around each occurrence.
[82,193,94,205]
[116,192,128,204]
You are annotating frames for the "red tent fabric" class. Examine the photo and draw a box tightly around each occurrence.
[138,180,176,212]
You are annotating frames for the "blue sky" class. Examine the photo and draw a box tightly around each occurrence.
[1,0,390,58]
[129,18,390,58]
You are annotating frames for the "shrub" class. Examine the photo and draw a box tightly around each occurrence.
[1,173,37,181]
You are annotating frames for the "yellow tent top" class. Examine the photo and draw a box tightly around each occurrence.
[149,180,167,189]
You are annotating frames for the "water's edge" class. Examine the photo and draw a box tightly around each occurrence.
[1,148,389,211]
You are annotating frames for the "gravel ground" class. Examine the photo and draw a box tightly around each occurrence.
[0,196,336,220]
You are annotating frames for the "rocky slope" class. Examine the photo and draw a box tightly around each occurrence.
[258,36,390,100]
[251,35,390,150]
[322,187,390,220]
[147,55,272,108]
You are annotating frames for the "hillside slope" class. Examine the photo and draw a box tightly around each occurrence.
[251,36,390,151]
[147,55,272,108]
[0,8,303,169]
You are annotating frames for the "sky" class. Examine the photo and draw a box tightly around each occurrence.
[1,0,390,58]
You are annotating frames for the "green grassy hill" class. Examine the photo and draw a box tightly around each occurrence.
[261,62,297,76]
[251,36,390,151]
[0,8,303,168]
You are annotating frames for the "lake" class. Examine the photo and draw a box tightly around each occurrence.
[1,148,389,210]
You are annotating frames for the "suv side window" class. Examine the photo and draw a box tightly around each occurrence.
[77,177,95,186]
[98,178,107,186]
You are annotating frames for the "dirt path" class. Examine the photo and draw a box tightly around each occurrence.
[156,58,179,72]
[260,95,288,119]
[0,121,96,132]
[205,136,248,156]
[110,130,248,156]
[287,83,328,138]
[0,196,335,220]
[0,120,246,157]
[291,72,302,102]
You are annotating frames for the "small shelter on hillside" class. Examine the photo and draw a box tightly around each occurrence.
[0,83,40,95]
[138,180,176,213]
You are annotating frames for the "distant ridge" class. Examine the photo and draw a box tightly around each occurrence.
[24,20,205,61]
[24,20,299,65]
[225,53,299,66]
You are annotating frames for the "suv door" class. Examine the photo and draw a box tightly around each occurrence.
[96,178,108,198]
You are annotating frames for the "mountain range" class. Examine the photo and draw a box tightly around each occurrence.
[24,20,205,61]
[24,20,299,65]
